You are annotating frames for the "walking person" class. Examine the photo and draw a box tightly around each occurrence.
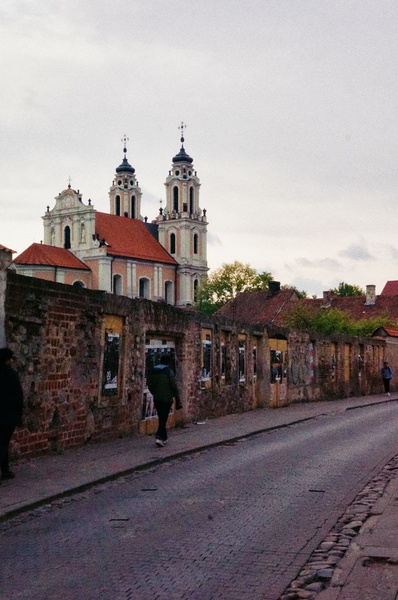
[147,354,181,447]
[381,361,393,396]
[0,348,24,480]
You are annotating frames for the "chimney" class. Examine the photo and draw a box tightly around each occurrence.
[269,281,281,296]
[323,290,333,307]
[365,284,376,306]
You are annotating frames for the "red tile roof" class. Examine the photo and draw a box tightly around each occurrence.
[217,288,299,326]
[381,281,398,296]
[0,244,16,253]
[13,243,90,270]
[301,295,398,321]
[95,213,177,265]
[217,290,398,327]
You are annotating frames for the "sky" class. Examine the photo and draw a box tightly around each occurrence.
[1,0,398,298]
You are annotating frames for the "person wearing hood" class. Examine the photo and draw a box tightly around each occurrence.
[147,354,181,447]
[0,347,24,481]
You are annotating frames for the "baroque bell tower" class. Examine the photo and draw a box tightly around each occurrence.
[109,136,143,220]
[157,123,208,306]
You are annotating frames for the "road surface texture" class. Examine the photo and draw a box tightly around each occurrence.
[1,403,398,600]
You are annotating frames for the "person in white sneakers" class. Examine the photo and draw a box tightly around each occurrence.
[147,355,182,447]
[381,361,393,396]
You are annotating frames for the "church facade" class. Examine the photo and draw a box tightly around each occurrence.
[13,134,208,306]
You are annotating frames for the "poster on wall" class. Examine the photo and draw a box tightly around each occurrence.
[102,333,120,394]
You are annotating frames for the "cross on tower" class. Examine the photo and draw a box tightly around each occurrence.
[178,121,186,144]
[121,134,129,157]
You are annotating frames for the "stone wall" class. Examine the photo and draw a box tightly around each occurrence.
[4,272,266,458]
[2,268,389,460]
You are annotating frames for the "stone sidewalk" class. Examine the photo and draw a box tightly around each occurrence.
[1,393,398,599]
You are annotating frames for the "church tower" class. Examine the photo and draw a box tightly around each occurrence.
[109,136,143,220]
[157,124,208,306]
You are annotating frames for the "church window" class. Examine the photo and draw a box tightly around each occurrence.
[170,233,176,254]
[175,170,180,176]
[73,280,85,288]
[173,186,178,211]
[194,278,199,302]
[64,226,71,249]
[193,234,198,255]
[165,281,174,304]
[131,195,136,219]
[113,274,122,296]
[117,180,122,185]
[115,195,121,216]
[189,187,194,213]
[130,180,134,186]
[139,277,150,299]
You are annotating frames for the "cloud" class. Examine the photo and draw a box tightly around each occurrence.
[295,257,341,269]
[339,244,373,261]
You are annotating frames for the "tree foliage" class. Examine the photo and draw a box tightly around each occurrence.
[285,303,392,336]
[196,261,274,314]
[330,282,364,297]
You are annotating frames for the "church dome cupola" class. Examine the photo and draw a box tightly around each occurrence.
[173,123,193,164]
[116,136,135,174]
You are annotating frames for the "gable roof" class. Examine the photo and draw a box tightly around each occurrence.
[0,244,16,253]
[373,326,398,338]
[381,281,398,296]
[95,212,177,265]
[216,288,299,326]
[14,243,91,270]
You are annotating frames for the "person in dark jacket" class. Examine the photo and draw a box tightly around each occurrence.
[0,347,23,480]
[381,361,393,396]
[147,354,181,447]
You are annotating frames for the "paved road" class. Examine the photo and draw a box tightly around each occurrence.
[2,403,398,600]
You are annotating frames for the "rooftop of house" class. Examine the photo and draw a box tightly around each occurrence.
[13,243,91,270]
[216,284,300,327]
[95,212,176,265]
[381,281,398,296]
[217,284,398,328]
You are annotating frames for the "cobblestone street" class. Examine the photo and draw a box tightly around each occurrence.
[2,402,398,600]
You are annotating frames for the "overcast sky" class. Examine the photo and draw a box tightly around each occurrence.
[1,0,398,297]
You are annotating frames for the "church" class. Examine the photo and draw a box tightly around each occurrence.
[13,131,208,306]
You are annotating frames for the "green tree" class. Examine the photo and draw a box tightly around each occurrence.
[330,282,364,297]
[286,303,393,336]
[196,261,274,314]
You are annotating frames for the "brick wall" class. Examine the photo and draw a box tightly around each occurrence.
[3,271,388,459]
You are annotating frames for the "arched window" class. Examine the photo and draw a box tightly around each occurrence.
[170,233,176,254]
[193,233,198,255]
[113,274,122,296]
[139,277,150,299]
[173,186,179,212]
[131,195,136,219]
[165,281,173,304]
[64,226,71,249]
[194,279,199,302]
[189,187,194,214]
[72,280,85,288]
[115,195,121,216]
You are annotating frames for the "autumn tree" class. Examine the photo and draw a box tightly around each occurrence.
[196,261,274,314]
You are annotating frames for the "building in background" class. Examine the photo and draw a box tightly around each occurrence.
[13,131,208,307]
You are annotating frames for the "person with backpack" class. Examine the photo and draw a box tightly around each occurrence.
[381,361,393,396]
[147,354,182,447]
